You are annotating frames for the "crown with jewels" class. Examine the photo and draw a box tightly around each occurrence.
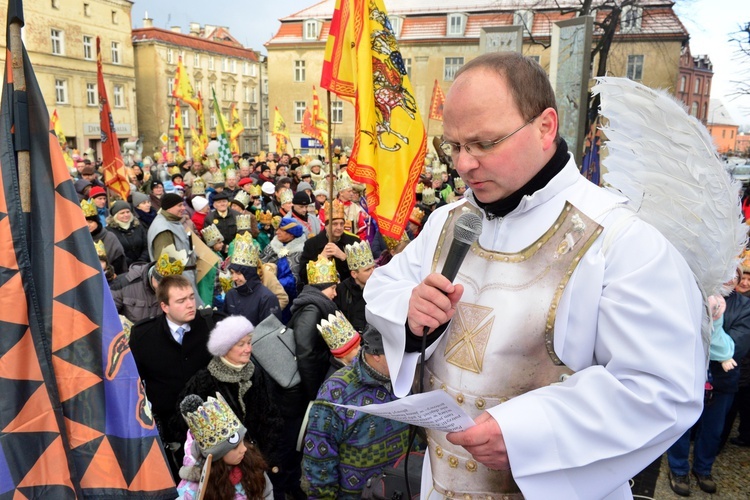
[453,177,466,190]
[384,231,411,252]
[307,255,339,285]
[210,171,225,185]
[225,169,237,179]
[271,215,282,229]
[231,232,260,267]
[297,164,311,177]
[257,210,273,226]
[279,188,293,205]
[415,183,424,194]
[191,177,206,195]
[232,190,251,210]
[323,199,346,221]
[94,240,107,259]
[236,214,254,232]
[421,187,437,206]
[317,311,361,357]
[432,163,448,177]
[345,240,374,271]
[336,172,353,192]
[409,206,425,226]
[248,184,262,197]
[181,393,246,459]
[201,224,224,247]
[218,269,233,293]
[80,199,98,218]
[154,244,188,279]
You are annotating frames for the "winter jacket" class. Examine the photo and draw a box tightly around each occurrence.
[107,217,150,267]
[223,267,282,326]
[109,262,159,323]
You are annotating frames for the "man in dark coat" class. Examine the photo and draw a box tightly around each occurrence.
[334,241,375,333]
[110,261,160,323]
[298,215,360,288]
[129,275,223,479]
[205,190,239,244]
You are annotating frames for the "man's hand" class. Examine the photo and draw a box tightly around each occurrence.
[446,412,509,470]
[407,273,463,335]
[322,242,346,260]
[722,358,737,372]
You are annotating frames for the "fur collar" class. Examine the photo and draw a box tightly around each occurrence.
[268,235,305,257]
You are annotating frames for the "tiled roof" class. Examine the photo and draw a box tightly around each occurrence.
[709,99,739,127]
[269,0,687,46]
[132,27,259,61]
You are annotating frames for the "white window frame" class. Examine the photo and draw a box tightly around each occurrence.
[55,79,68,104]
[244,85,250,102]
[332,101,343,124]
[210,114,217,128]
[680,75,687,93]
[194,53,201,67]
[51,0,59,9]
[243,61,250,76]
[231,60,237,73]
[170,108,175,128]
[113,84,124,108]
[209,57,215,70]
[388,16,403,38]
[111,10,118,25]
[447,13,467,37]
[304,19,320,40]
[690,102,698,117]
[111,41,121,64]
[195,81,203,94]
[167,48,173,64]
[252,87,258,103]
[294,101,306,123]
[626,54,644,81]
[86,83,97,106]
[621,5,642,33]
[444,57,464,81]
[404,58,412,79]
[182,108,190,127]
[168,77,174,96]
[243,110,251,128]
[251,112,257,129]
[83,3,91,17]
[694,77,701,95]
[51,29,64,56]
[83,35,93,60]
[222,58,229,72]
[513,10,534,35]
[294,60,306,82]
[250,64,257,77]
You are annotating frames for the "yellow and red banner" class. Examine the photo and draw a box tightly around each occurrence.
[429,79,446,121]
[272,106,294,156]
[229,103,244,154]
[51,109,74,167]
[172,56,200,110]
[97,36,130,201]
[174,101,186,158]
[312,85,329,144]
[320,0,426,239]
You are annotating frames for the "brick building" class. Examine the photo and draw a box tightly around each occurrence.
[676,45,713,123]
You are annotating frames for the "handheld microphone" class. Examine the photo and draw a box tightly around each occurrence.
[440,212,483,282]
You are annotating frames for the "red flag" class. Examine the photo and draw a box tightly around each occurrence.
[429,79,446,121]
[0,5,175,497]
[96,37,130,201]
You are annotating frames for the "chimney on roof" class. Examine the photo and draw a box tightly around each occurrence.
[190,22,201,36]
[143,12,153,28]
[171,26,182,34]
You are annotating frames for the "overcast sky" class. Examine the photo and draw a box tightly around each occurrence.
[131,0,750,124]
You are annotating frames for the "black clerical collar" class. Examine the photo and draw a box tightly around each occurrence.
[474,139,569,220]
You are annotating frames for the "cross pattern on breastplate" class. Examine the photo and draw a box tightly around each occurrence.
[443,302,495,373]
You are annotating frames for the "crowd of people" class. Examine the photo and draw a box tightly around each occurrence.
[72,52,750,499]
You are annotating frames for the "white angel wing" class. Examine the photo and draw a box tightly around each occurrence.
[594,77,746,297]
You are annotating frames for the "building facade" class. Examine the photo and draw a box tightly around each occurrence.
[132,19,265,158]
[0,0,138,156]
[708,99,739,154]
[676,45,713,123]
[266,0,689,153]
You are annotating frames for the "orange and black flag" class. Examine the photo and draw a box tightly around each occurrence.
[0,1,175,498]
[429,79,446,121]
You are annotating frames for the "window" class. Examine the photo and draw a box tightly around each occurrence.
[447,13,467,36]
[83,3,90,16]
[113,84,124,108]
[86,83,97,106]
[82,35,93,60]
[168,77,174,96]
[528,55,541,64]
[513,10,534,35]
[51,29,64,55]
[389,16,403,38]
[250,63,257,77]
[694,77,701,95]
[195,81,202,94]
[167,48,173,64]
[626,54,643,81]
[703,102,708,120]
[332,101,343,124]
[691,102,698,117]
[210,114,217,128]
[111,41,121,64]
[251,112,257,129]
[294,60,306,82]
[244,85,250,102]
[243,111,250,128]
[404,58,412,79]
[444,57,464,81]
[182,108,190,127]
[170,109,175,128]
[55,79,68,104]
[621,5,642,33]
[243,62,250,76]
[222,58,228,72]
[52,0,59,9]
[222,84,228,100]
[111,10,118,24]
[705,80,710,96]
[230,60,237,73]
[194,53,201,67]
[722,129,726,139]
[680,75,686,93]
[252,87,258,103]
[304,20,320,40]
[209,57,215,70]
[294,101,306,123]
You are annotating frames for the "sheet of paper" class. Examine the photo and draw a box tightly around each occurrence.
[336,390,476,432]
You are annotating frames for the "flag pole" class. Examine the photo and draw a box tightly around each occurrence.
[9,18,30,212]
[327,90,334,243]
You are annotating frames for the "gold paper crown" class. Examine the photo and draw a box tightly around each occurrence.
[432,163,448,177]
[80,199,98,218]
[232,190,251,209]
[236,214,254,232]
[225,169,237,179]
[421,187,437,206]
[336,172,353,192]
[191,177,206,195]
[168,165,181,176]
[239,159,250,168]
[345,240,374,271]
[297,165,311,177]
[384,231,411,252]
[201,224,224,247]
[154,244,188,278]
[231,232,260,267]
[257,210,273,226]
[279,189,293,205]
[248,184,262,197]
[307,255,339,285]
[211,171,225,185]
[409,206,425,226]
[415,183,424,194]
[271,215,282,229]
[183,394,243,455]
[218,269,233,293]
[454,177,466,190]
[317,311,361,356]
[323,199,346,221]
[94,240,107,259]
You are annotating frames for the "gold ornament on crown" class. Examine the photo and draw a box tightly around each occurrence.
[191,177,206,195]
[271,215,282,230]
[211,171,225,185]
[225,169,237,180]
[297,164,311,177]
[231,232,260,267]
[155,244,188,278]
[335,172,353,192]
[257,210,274,226]
[232,190,251,210]
[415,183,424,194]
[345,240,374,271]
[218,269,233,293]
[307,255,339,285]
[421,187,437,206]
[94,240,107,259]
[454,177,466,190]
[80,199,98,218]
[183,394,243,453]
[236,214,254,232]
[409,206,425,226]
[317,311,360,356]
[201,224,224,247]
[279,189,293,205]
[323,199,346,221]
[248,184,262,198]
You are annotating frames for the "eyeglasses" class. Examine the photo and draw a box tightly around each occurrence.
[439,113,541,158]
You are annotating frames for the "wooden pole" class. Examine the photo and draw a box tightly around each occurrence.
[327,90,334,243]
[9,20,30,213]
